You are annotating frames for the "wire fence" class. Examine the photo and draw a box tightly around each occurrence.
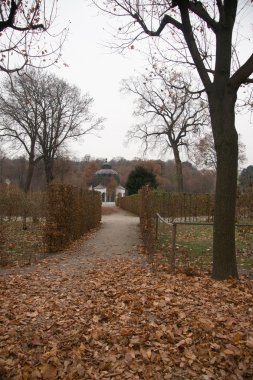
[119,186,253,275]
[155,213,253,276]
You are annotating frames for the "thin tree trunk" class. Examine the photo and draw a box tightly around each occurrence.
[172,145,184,193]
[22,158,35,230]
[22,194,28,230]
[210,91,239,280]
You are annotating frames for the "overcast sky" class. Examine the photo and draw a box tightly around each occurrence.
[51,0,253,165]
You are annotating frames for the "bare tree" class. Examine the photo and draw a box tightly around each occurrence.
[0,0,67,74]
[0,69,104,187]
[94,0,253,280]
[191,132,246,171]
[123,69,208,192]
[35,71,104,184]
[0,73,43,193]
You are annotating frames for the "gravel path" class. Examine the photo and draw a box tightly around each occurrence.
[84,208,141,259]
[0,205,144,276]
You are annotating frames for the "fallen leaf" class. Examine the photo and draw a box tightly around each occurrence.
[41,364,57,380]
[246,337,253,349]
[140,347,152,361]
[76,363,85,376]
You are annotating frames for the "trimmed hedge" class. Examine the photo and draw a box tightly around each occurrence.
[118,194,140,216]
[236,189,253,221]
[45,184,101,252]
[118,188,252,221]
[118,187,253,256]
[118,190,214,221]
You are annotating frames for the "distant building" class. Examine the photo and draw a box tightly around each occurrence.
[90,162,125,203]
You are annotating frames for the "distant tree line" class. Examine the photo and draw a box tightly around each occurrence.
[239,166,253,188]
[0,155,218,194]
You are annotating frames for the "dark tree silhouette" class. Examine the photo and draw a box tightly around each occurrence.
[126,166,157,195]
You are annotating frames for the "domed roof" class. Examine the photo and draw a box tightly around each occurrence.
[95,162,119,176]
[92,162,120,187]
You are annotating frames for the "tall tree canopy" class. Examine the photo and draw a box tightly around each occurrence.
[94,0,253,279]
[0,69,104,187]
[123,69,208,192]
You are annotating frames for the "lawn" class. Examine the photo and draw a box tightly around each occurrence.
[156,222,253,276]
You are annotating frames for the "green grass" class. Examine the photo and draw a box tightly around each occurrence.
[156,222,253,275]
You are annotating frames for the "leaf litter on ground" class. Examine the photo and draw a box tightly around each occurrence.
[0,257,253,380]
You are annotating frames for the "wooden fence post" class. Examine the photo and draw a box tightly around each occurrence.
[155,214,158,240]
[171,223,177,270]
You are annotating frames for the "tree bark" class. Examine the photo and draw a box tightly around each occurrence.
[24,158,35,194]
[44,159,54,185]
[209,89,239,280]
[205,6,239,279]
[172,145,184,192]
[22,157,36,230]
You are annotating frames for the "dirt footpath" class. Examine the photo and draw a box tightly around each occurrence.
[87,206,140,259]
[0,205,143,276]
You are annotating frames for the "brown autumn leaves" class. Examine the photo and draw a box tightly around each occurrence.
[0,258,253,380]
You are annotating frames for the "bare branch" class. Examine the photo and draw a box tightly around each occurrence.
[0,69,104,186]
[134,13,183,36]
[176,1,212,90]
[123,67,209,191]
[0,0,68,73]
[230,54,253,90]
[188,1,219,33]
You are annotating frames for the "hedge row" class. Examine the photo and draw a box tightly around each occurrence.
[118,188,253,222]
[0,185,46,221]
[119,190,215,221]
[0,184,102,264]
[118,194,140,216]
[236,189,253,220]
[45,184,101,252]
[139,186,156,261]
[118,187,253,257]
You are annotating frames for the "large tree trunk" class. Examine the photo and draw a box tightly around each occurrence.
[24,158,35,193]
[209,90,239,280]
[172,145,184,192]
[44,159,54,185]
